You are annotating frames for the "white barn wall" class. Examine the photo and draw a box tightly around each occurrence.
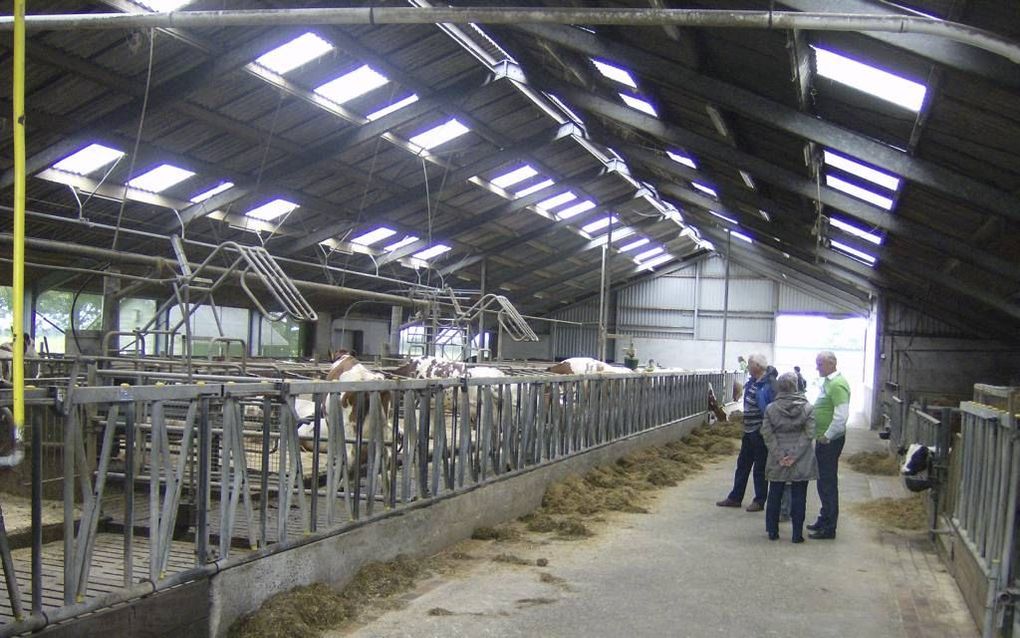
[331,317,391,358]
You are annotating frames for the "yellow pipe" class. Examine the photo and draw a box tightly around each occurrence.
[12,0,26,440]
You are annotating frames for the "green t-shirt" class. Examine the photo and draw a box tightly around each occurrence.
[814,373,851,437]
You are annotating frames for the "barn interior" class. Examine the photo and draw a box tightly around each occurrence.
[0,2,1018,637]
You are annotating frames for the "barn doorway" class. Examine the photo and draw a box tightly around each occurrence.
[773,315,869,421]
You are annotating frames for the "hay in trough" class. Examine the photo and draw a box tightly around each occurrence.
[228,555,429,638]
[846,451,901,476]
[854,494,928,531]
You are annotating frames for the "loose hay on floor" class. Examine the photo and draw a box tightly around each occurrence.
[846,451,901,476]
[471,525,520,541]
[854,494,928,531]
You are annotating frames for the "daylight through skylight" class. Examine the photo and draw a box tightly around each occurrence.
[639,254,674,270]
[556,200,596,220]
[667,151,697,170]
[134,0,191,10]
[813,46,927,112]
[384,235,419,252]
[190,181,234,203]
[245,198,299,221]
[126,164,194,193]
[830,217,883,245]
[730,230,754,244]
[366,94,419,121]
[413,244,451,261]
[536,191,577,212]
[491,165,538,189]
[831,239,877,265]
[692,182,718,198]
[581,215,619,234]
[709,210,738,225]
[409,118,470,150]
[52,144,124,175]
[619,237,650,252]
[315,65,388,105]
[591,59,637,88]
[515,179,555,199]
[351,227,397,246]
[634,246,664,262]
[823,150,900,191]
[619,93,657,117]
[826,175,894,210]
[255,33,333,75]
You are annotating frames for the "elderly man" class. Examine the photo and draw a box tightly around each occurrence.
[807,351,850,540]
[717,353,776,512]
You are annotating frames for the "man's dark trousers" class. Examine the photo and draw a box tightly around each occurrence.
[814,435,846,532]
[727,430,768,504]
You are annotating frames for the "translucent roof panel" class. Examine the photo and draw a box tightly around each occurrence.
[830,217,883,245]
[515,178,555,199]
[244,198,299,221]
[730,230,754,244]
[813,46,927,112]
[351,227,397,246]
[384,235,419,252]
[52,143,124,175]
[639,254,674,270]
[709,210,738,225]
[314,65,389,106]
[831,239,877,265]
[366,94,419,122]
[536,191,577,212]
[254,33,333,75]
[409,118,470,150]
[126,164,195,193]
[667,150,697,170]
[190,181,234,203]
[619,237,650,252]
[823,150,900,191]
[490,165,538,189]
[556,200,596,220]
[412,244,451,261]
[692,182,718,198]
[826,174,894,210]
[134,0,191,9]
[591,59,638,88]
[619,93,657,117]
[634,246,664,262]
[581,215,619,234]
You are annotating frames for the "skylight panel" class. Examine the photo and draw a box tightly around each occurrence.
[610,226,635,240]
[52,143,124,175]
[591,59,637,88]
[619,93,657,117]
[315,65,389,106]
[739,171,756,190]
[255,33,333,75]
[351,227,397,246]
[536,191,577,212]
[823,150,900,191]
[491,165,538,189]
[245,198,298,221]
[409,118,470,150]
[366,94,419,121]
[619,237,650,252]
[126,164,194,193]
[667,151,697,170]
[826,175,894,210]
[813,46,927,112]
[831,239,877,265]
[730,230,754,244]
[581,215,619,234]
[190,181,234,203]
[758,209,771,222]
[515,179,555,199]
[384,235,419,252]
[134,0,191,9]
[692,182,718,198]
[830,217,883,245]
[709,210,738,225]
[634,246,664,262]
[412,244,451,261]
[556,200,596,220]
[639,254,674,270]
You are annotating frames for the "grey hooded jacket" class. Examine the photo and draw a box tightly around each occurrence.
[760,392,819,482]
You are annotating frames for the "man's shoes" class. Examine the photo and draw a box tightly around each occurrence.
[808,530,836,540]
[716,499,741,508]
[768,532,779,541]
[806,521,823,531]
[792,536,805,544]
[745,502,764,512]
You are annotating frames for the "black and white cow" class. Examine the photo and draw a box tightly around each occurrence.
[899,443,936,492]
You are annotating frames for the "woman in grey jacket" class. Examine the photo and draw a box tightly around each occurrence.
[761,372,819,543]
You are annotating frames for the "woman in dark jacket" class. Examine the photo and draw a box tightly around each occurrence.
[761,372,819,543]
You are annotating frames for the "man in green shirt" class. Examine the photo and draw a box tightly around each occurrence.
[807,351,850,540]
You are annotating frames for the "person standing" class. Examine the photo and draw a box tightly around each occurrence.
[808,351,850,540]
[717,354,776,512]
[761,373,818,543]
[794,366,807,393]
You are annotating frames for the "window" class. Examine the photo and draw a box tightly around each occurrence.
[258,315,303,358]
[591,59,637,88]
[619,93,657,116]
[255,33,333,75]
[52,144,124,175]
[366,94,419,121]
[119,297,157,354]
[409,118,470,150]
[126,164,195,193]
[813,46,926,112]
[34,289,103,355]
[245,198,299,221]
[314,65,388,105]
[168,304,250,357]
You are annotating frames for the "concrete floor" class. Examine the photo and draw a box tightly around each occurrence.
[332,426,977,638]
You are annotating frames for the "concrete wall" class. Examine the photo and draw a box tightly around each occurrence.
[208,411,708,636]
